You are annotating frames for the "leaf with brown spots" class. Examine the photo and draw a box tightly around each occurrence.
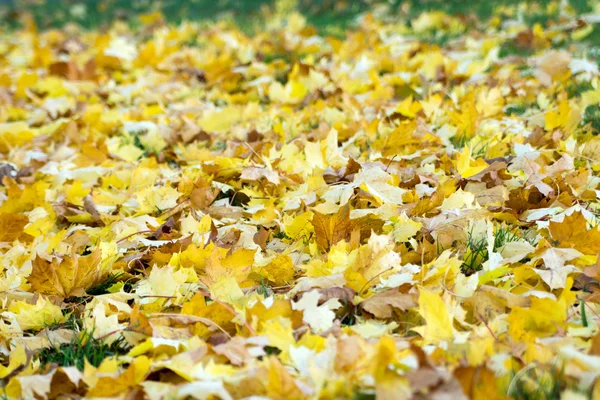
[28,248,105,298]
[548,211,600,255]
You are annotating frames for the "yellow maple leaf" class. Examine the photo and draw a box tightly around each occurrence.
[455,146,488,178]
[544,99,581,132]
[135,265,188,304]
[389,213,422,243]
[86,356,151,397]
[28,248,106,298]
[548,211,600,255]
[210,276,247,309]
[268,80,309,104]
[9,296,68,331]
[0,213,29,242]
[255,255,295,286]
[396,96,422,118]
[413,287,454,344]
[135,185,180,214]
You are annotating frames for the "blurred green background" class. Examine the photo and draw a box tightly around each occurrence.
[0,0,597,32]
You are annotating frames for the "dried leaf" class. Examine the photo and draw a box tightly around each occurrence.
[0,213,28,242]
[28,248,105,298]
[360,289,415,318]
[549,211,600,255]
[311,204,351,251]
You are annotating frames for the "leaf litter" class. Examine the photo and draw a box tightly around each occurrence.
[1,0,600,398]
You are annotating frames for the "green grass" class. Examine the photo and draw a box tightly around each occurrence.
[567,80,595,98]
[0,0,594,35]
[352,391,376,400]
[86,273,124,296]
[505,104,529,116]
[498,40,537,59]
[583,104,600,135]
[461,225,520,275]
[46,312,80,331]
[508,367,564,400]
[38,329,129,371]
[505,364,593,400]
[256,276,272,297]
[449,135,489,158]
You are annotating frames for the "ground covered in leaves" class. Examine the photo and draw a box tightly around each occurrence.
[2,0,600,399]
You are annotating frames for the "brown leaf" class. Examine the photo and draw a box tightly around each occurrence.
[148,217,175,240]
[316,286,355,304]
[409,368,468,400]
[53,201,103,227]
[189,177,219,210]
[49,59,96,81]
[57,38,86,54]
[28,248,105,298]
[590,332,600,356]
[48,367,84,399]
[63,231,92,254]
[0,212,29,242]
[127,305,154,336]
[360,289,415,318]
[573,273,600,293]
[253,227,269,250]
[178,67,206,83]
[351,215,385,243]
[240,166,280,185]
[83,195,104,227]
[407,343,468,399]
[207,332,230,347]
[311,204,351,251]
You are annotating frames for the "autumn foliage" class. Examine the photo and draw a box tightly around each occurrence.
[1,0,600,399]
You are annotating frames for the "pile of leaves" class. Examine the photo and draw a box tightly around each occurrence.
[1,0,600,398]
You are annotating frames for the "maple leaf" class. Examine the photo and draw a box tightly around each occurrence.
[311,203,352,251]
[292,290,341,333]
[3,2,600,398]
[548,211,600,255]
[86,356,151,397]
[413,288,454,344]
[240,166,281,185]
[28,248,105,298]
[0,213,29,242]
[455,146,489,179]
[255,255,295,286]
[8,296,68,331]
[360,289,415,318]
[534,247,581,289]
[135,265,188,304]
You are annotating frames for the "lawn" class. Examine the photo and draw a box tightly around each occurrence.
[0,0,599,399]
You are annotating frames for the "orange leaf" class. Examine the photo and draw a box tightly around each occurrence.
[311,204,352,251]
[0,213,29,242]
[549,211,600,255]
[28,248,105,298]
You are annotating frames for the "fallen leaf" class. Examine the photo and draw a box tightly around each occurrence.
[549,211,600,255]
[311,203,352,251]
[28,248,105,298]
[413,288,454,344]
[0,213,29,242]
[360,289,415,318]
